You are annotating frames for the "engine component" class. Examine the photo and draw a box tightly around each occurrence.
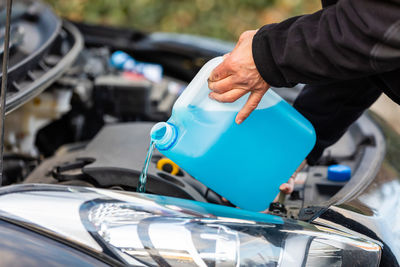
[268,202,287,216]
[93,75,152,119]
[4,89,72,156]
[328,164,352,182]
[156,157,180,175]
[1,152,39,185]
[25,122,229,206]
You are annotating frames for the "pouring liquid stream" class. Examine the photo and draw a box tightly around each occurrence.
[138,122,175,193]
[137,140,155,193]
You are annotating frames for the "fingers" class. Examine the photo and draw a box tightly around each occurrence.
[279,160,307,196]
[209,89,247,103]
[208,76,235,94]
[208,59,232,82]
[279,177,295,195]
[235,89,266,124]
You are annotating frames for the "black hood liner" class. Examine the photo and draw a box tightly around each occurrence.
[0,0,61,83]
[0,1,82,114]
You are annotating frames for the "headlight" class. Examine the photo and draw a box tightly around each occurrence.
[80,194,381,267]
[82,201,282,266]
[0,185,381,266]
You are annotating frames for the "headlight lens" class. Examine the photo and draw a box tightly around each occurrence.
[81,199,381,267]
[83,201,282,266]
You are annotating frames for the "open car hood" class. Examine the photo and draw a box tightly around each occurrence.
[0,0,82,114]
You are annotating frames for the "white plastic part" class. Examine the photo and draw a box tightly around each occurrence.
[173,56,281,112]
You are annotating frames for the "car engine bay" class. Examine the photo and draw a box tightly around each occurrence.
[1,1,385,220]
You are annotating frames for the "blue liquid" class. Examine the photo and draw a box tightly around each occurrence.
[160,101,315,211]
[137,140,155,193]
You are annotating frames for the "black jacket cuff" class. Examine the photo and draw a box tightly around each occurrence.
[252,24,294,88]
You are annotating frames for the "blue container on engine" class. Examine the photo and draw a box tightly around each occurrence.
[150,57,316,211]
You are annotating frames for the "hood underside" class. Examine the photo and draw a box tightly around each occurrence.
[0,0,82,113]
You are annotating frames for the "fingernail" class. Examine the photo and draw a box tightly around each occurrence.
[236,119,243,124]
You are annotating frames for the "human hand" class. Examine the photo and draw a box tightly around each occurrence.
[208,30,270,124]
[278,160,307,197]
[262,160,307,213]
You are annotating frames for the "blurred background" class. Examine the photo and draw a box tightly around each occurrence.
[44,0,400,133]
[44,0,321,41]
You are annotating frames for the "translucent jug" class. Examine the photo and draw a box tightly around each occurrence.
[151,57,316,211]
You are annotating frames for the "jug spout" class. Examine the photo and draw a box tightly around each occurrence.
[150,122,178,150]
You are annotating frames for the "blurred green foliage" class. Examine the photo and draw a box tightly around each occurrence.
[44,0,320,41]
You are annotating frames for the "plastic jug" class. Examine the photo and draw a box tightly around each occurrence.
[150,57,316,211]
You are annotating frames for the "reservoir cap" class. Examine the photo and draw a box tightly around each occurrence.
[157,158,180,175]
[327,164,351,182]
[110,51,131,69]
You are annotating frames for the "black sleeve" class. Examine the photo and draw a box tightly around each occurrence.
[293,78,381,165]
[252,0,400,88]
